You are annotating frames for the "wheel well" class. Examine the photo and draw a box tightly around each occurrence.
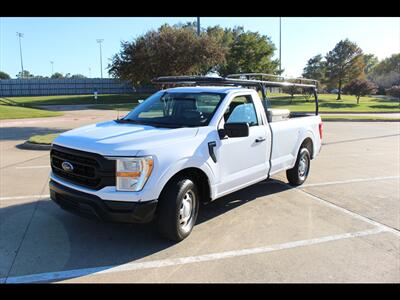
[159,168,211,204]
[301,138,314,159]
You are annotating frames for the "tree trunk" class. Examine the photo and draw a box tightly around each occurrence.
[357,95,360,104]
[337,79,342,100]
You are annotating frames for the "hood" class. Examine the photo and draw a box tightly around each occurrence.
[53,120,199,156]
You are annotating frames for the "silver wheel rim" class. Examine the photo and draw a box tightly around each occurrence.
[298,152,309,180]
[179,190,196,233]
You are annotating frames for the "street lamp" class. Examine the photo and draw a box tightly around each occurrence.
[16,32,24,78]
[279,17,282,74]
[50,61,54,76]
[96,39,104,79]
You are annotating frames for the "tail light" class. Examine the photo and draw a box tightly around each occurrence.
[319,122,323,140]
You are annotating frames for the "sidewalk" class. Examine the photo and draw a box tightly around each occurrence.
[0,107,128,128]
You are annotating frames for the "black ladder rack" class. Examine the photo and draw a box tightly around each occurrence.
[151,74,319,115]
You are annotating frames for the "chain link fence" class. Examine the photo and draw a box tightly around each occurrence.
[0,78,135,97]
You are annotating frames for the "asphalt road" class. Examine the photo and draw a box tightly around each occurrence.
[0,110,399,283]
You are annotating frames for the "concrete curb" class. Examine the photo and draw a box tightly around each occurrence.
[16,141,51,151]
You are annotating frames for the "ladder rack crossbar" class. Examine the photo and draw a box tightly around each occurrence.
[152,76,317,89]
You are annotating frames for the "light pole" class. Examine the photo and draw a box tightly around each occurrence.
[50,61,54,76]
[279,17,282,74]
[96,39,104,79]
[16,32,24,78]
[89,67,91,78]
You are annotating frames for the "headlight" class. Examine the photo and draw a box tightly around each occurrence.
[115,156,153,191]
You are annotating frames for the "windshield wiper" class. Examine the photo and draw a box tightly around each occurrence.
[115,119,142,124]
[115,118,184,128]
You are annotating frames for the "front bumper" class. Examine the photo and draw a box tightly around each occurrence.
[50,180,157,223]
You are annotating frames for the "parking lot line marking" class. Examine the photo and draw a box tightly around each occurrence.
[323,133,400,146]
[1,227,386,283]
[0,154,49,170]
[290,186,400,237]
[300,175,400,188]
[15,165,49,169]
[0,194,50,201]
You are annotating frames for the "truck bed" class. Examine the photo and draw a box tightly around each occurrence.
[268,114,322,175]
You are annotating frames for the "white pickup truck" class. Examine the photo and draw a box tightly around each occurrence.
[49,75,323,242]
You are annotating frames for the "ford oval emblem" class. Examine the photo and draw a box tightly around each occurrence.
[61,161,74,172]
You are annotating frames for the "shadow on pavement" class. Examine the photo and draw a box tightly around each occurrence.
[198,179,291,225]
[0,127,65,141]
[36,104,96,111]
[0,179,292,282]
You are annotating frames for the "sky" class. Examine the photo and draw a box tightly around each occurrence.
[0,17,399,79]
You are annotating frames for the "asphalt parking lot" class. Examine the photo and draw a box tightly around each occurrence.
[0,110,399,283]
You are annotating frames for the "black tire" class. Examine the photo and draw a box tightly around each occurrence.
[286,147,311,186]
[156,177,199,242]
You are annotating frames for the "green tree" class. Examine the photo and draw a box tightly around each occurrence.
[363,54,379,77]
[325,39,365,100]
[109,24,225,85]
[302,54,326,88]
[51,72,64,79]
[369,53,400,89]
[0,71,11,79]
[16,70,34,79]
[372,53,400,75]
[343,79,377,104]
[210,26,280,76]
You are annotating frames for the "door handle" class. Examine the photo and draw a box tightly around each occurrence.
[255,137,266,143]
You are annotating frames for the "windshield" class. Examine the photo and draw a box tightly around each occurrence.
[121,91,226,127]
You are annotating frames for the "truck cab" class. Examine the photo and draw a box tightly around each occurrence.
[50,75,323,242]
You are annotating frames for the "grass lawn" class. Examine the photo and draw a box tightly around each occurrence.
[268,93,400,113]
[0,105,63,120]
[28,133,60,144]
[0,93,149,106]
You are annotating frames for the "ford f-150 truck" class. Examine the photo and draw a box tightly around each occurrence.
[49,74,323,242]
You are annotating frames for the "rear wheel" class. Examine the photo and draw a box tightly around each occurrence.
[286,147,310,186]
[156,177,199,242]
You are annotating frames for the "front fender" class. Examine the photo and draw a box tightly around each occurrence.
[152,156,216,200]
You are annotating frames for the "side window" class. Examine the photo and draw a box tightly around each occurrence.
[224,95,258,126]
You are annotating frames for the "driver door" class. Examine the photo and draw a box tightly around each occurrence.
[216,94,270,197]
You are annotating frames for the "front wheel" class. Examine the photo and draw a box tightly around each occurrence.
[156,177,199,242]
[286,147,311,186]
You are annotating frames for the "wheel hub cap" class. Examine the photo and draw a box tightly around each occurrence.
[298,155,308,178]
[179,191,194,229]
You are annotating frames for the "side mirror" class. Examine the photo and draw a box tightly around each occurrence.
[219,122,249,139]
